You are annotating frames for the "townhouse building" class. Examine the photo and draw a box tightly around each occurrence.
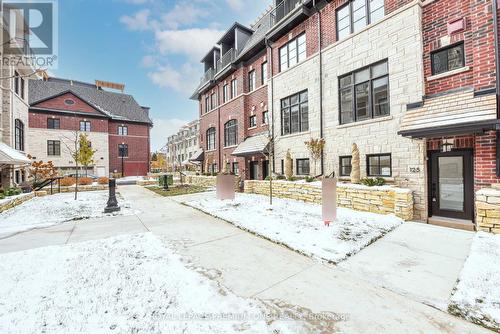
[27,78,153,177]
[193,0,500,227]
[0,11,35,188]
[164,119,201,171]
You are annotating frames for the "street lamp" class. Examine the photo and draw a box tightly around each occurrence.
[120,142,125,177]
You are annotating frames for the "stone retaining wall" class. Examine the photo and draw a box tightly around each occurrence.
[476,187,500,233]
[0,193,35,213]
[244,180,414,221]
[186,175,241,190]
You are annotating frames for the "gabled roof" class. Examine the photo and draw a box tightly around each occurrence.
[29,78,153,124]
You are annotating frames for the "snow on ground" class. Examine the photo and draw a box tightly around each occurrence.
[0,191,137,239]
[449,232,500,332]
[0,233,334,333]
[184,193,402,263]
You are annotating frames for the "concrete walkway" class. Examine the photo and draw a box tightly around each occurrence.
[0,185,491,333]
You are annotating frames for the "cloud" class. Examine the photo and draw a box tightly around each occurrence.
[141,55,157,68]
[162,4,208,29]
[120,9,151,31]
[148,63,200,94]
[124,0,150,4]
[150,118,191,151]
[155,28,222,61]
[226,0,244,11]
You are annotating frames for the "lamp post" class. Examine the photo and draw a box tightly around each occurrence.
[104,178,121,213]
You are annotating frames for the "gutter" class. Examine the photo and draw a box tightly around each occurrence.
[493,0,500,176]
[314,0,325,177]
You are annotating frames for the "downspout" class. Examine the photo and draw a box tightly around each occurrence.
[266,39,275,174]
[314,0,325,177]
[217,87,222,172]
[493,0,500,176]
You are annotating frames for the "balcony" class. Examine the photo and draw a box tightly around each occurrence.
[215,48,237,78]
[200,68,214,87]
[267,0,312,42]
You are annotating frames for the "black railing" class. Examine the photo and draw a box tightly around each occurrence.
[270,0,304,27]
[216,48,237,73]
[33,177,64,194]
[200,68,214,85]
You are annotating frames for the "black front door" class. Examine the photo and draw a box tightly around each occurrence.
[263,160,270,179]
[250,161,259,180]
[429,150,473,220]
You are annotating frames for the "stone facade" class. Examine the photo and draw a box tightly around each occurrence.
[476,187,500,234]
[272,2,426,220]
[186,175,241,190]
[165,119,200,171]
[244,180,413,221]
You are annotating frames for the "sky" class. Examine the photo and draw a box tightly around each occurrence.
[52,0,272,151]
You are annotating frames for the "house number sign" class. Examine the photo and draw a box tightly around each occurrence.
[409,167,421,173]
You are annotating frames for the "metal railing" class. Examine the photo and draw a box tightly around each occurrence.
[200,68,214,85]
[216,48,237,73]
[270,0,304,27]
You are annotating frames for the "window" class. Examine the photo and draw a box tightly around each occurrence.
[47,118,60,129]
[261,62,268,85]
[249,115,257,128]
[248,70,256,92]
[279,33,306,71]
[336,0,385,41]
[118,125,128,136]
[296,159,310,175]
[210,93,216,110]
[207,127,216,150]
[223,84,229,103]
[431,43,465,75]
[80,120,91,132]
[224,120,238,147]
[339,156,352,177]
[367,154,391,177]
[14,119,24,151]
[47,140,61,156]
[281,90,308,135]
[14,71,25,99]
[232,162,239,175]
[263,111,269,124]
[118,144,129,158]
[281,160,284,175]
[339,60,389,124]
[231,79,238,98]
[205,96,210,113]
[64,99,75,106]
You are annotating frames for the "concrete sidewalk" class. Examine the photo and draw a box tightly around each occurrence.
[0,185,491,333]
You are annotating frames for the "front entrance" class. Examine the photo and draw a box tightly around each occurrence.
[263,160,269,179]
[249,161,259,180]
[429,150,473,220]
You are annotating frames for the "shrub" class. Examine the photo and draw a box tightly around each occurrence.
[265,176,272,181]
[305,176,315,183]
[4,187,22,196]
[361,177,386,187]
[0,193,4,200]
[78,177,93,186]
[97,177,109,185]
[287,176,297,182]
[276,175,286,180]
[60,177,76,187]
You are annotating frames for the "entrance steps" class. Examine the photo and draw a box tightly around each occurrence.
[428,216,475,231]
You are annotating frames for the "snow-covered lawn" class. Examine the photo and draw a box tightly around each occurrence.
[184,193,402,263]
[0,191,137,239]
[449,232,500,332]
[0,233,332,333]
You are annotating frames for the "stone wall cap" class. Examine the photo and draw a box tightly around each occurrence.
[477,188,500,197]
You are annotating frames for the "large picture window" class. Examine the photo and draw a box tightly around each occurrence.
[14,119,24,151]
[207,127,216,150]
[336,0,385,41]
[279,33,306,71]
[281,90,308,135]
[431,43,465,75]
[339,60,389,124]
[367,154,391,177]
[224,120,238,147]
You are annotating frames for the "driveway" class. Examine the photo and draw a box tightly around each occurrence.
[0,185,491,333]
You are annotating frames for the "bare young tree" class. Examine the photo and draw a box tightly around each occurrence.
[62,130,82,200]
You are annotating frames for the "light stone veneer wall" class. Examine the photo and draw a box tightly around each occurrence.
[272,2,427,220]
[476,187,500,234]
[27,129,109,176]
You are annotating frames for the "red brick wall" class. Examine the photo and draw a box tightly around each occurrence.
[475,131,499,189]
[108,121,150,176]
[33,92,103,115]
[29,111,109,132]
[422,0,497,95]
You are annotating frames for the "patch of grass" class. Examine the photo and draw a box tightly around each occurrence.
[146,185,208,197]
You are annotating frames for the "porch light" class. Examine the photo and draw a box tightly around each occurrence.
[441,139,454,152]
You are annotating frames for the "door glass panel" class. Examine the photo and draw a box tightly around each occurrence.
[438,156,464,212]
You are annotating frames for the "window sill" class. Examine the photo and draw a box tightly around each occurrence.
[337,115,393,129]
[248,126,257,130]
[279,130,311,139]
[427,66,470,81]
[223,145,238,149]
[205,149,217,153]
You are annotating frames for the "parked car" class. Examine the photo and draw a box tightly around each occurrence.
[64,173,99,180]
